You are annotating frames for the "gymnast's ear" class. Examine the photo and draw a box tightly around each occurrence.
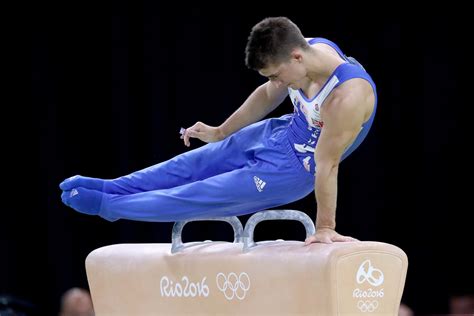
[290,49,304,63]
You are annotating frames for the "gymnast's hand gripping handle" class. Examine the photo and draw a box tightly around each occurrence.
[171,217,244,254]
[242,210,316,252]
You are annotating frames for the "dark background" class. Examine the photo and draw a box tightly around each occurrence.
[10,1,472,315]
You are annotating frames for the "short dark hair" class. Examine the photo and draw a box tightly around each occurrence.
[245,17,310,70]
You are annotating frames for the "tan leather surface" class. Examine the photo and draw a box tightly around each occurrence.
[86,241,407,315]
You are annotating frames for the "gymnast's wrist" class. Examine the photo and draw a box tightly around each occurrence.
[216,125,227,141]
[315,214,336,230]
[315,219,336,230]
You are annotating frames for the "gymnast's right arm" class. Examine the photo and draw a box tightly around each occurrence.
[182,81,288,146]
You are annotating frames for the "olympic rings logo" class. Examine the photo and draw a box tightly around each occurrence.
[356,260,384,287]
[216,272,251,300]
[357,300,379,312]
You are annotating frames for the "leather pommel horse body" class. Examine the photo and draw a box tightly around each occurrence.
[86,210,408,315]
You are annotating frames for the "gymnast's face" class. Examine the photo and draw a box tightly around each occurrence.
[259,52,307,90]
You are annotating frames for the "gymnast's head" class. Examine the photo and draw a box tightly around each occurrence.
[245,17,311,89]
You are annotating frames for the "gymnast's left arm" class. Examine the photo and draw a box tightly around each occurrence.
[305,86,367,245]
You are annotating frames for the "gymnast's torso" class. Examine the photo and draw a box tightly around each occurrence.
[285,37,378,174]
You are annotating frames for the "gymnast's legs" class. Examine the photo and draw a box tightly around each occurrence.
[59,116,314,222]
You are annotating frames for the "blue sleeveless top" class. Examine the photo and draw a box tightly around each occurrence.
[285,37,378,175]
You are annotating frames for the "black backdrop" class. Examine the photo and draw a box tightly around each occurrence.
[16,1,472,314]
